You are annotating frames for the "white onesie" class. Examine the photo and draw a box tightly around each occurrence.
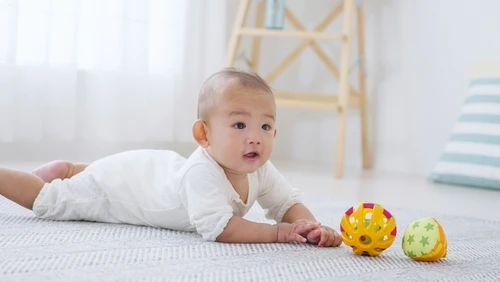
[32,146,302,241]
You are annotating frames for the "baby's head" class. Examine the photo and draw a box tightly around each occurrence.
[193,68,277,175]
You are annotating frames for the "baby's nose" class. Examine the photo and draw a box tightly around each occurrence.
[247,134,261,145]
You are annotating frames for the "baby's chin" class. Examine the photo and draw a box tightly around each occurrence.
[227,166,260,175]
[243,161,267,173]
[223,161,265,175]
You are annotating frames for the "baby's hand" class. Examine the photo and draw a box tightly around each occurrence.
[305,225,343,247]
[276,220,321,243]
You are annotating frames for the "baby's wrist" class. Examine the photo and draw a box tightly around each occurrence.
[259,223,280,243]
[274,222,289,243]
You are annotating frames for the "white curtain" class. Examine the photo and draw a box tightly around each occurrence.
[0,0,229,148]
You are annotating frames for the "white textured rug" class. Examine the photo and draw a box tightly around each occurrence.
[1,193,499,282]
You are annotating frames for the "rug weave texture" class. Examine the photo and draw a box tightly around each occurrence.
[1,194,499,282]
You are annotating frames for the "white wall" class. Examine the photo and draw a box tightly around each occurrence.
[233,0,500,177]
[4,0,500,179]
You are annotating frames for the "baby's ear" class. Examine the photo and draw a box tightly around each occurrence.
[192,119,209,147]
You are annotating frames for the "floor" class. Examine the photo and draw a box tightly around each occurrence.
[2,160,500,222]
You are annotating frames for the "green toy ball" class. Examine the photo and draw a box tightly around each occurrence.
[402,217,447,261]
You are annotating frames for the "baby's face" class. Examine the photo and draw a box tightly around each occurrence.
[206,85,276,175]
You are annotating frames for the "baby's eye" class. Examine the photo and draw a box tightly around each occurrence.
[234,122,246,129]
[262,124,272,131]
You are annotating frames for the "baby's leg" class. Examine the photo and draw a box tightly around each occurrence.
[33,171,122,224]
[0,168,45,210]
[32,161,88,183]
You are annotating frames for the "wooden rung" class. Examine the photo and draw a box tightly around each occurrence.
[274,91,360,111]
[239,28,346,40]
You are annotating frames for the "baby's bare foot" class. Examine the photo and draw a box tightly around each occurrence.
[32,161,70,183]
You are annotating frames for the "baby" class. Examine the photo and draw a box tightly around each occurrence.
[0,68,342,247]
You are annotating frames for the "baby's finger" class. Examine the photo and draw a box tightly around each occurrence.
[292,233,307,243]
[325,232,336,247]
[295,222,320,234]
[334,232,343,246]
[296,220,320,227]
[318,229,328,247]
[307,229,321,244]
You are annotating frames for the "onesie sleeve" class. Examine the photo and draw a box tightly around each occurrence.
[256,161,302,223]
[178,163,234,241]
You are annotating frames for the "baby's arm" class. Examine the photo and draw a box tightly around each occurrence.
[216,216,320,244]
[179,163,319,244]
[281,203,317,223]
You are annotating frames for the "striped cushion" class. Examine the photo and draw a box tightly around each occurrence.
[430,69,500,190]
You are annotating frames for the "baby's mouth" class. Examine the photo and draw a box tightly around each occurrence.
[244,152,259,160]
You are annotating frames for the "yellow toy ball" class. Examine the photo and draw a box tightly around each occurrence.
[340,202,397,257]
[402,217,447,261]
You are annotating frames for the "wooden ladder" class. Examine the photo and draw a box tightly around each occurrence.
[224,0,370,178]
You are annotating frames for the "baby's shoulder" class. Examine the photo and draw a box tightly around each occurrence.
[178,147,225,178]
[175,149,232,196]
